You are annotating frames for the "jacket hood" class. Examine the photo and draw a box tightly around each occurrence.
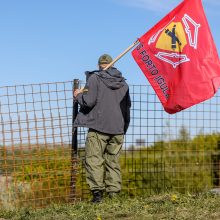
[98,67,126,90]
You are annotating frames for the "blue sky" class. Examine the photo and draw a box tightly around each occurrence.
[0,0,219,86]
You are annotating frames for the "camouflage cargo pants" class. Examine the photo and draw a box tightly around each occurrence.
[85,129,124,192]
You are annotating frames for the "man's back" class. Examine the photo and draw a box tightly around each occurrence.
[74,67,131,134]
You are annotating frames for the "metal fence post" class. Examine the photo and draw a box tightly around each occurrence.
[69,79,79,201]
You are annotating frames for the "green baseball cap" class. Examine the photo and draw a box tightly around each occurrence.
[98,54,113,65]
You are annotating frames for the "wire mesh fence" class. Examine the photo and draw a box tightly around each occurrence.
[0,81,76,208]
[0,80,220,209]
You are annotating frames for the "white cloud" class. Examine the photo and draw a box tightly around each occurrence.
[116,0,220,13]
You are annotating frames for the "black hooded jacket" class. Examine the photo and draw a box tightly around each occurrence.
[74,67,131,134]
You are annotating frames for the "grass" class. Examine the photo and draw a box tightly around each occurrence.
[0,192,220,220]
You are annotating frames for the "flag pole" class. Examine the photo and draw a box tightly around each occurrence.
[104,39,139,70]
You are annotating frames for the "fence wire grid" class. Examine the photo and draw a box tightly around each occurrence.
[0,80,220,209]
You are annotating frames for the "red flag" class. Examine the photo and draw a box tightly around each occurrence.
[132,0,220,114]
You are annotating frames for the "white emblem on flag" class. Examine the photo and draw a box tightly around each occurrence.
[182,14,201,49]
[155,52,190,68]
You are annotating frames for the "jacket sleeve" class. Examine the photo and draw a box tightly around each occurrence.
[124,89,131,134]
[75,74,98,109]
[120,88,131,134]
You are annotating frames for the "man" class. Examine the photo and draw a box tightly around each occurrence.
[74,54,131,203]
